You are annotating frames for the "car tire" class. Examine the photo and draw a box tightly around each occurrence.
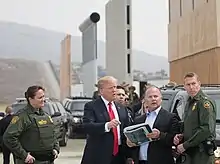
[59,128,68,147]
[68,125,76,139]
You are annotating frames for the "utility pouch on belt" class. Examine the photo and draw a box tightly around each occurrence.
[202,140,216,156]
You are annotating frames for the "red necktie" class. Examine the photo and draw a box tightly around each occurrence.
[108,102,119,156]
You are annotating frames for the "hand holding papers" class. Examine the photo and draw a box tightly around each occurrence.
[123,122,153,146]
[126,138,137,147]
[147,128,160,139]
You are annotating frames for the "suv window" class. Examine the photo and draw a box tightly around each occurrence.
[214,99,220,120]
[207,94,220,120]
[12,103,52,115]
[63,101,70,109]
[56,102,66,115]
[11,103,26,113]
[70,100,90,111]
[172,96,187,120]
[161,97,171,111]
[161,93,177,111]
[66,101,72,111]
[51,103,59,115]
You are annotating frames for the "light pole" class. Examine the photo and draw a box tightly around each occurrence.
[79,12,100,97]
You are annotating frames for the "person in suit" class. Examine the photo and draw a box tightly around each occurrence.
[115,85,134,123]
[0,106,15,164]
[80,76,130,164]
[127,86,180,164]
[115,85,136,162]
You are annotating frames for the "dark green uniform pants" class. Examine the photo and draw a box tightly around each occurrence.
[176,152,214,164]
[15,158,54,164]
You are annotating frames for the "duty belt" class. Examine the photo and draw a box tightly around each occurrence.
[30,151,55,162]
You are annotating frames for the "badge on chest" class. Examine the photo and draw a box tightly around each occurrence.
[35,115,52,126]
[38,120,48,125]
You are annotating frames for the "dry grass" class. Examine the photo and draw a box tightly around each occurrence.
[0,104,7,112]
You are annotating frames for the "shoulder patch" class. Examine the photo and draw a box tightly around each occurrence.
[203,101,211,109]
[10,116,19,124]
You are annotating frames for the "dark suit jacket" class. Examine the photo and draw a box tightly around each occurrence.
[132,108,179,164]
[0,114,13,145]
[80,97,130,164]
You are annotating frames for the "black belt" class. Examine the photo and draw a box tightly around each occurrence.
[30,151,55,162]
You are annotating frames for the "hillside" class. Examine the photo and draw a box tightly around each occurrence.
[0,21,169,74]
[0,58,56,103]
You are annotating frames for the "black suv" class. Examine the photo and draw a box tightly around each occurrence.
[160,84,220,161]
[63,97,92,138]
[11,98,69,147]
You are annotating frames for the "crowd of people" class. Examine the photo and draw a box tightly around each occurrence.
[81,72,217,164]
[0,72,217,164]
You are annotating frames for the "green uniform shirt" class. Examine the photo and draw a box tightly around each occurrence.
[3,104,60,160]
[183,90,216,150]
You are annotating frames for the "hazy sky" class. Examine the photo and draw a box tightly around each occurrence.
[0,0,168,57]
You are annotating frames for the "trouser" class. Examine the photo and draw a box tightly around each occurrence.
[15,158,54,164]
[15,150,56,164]
[110,145,126,164]
[176,151,214,164]
[139,160,148,164]
[2,143,16,164]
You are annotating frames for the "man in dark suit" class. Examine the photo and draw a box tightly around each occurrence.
[0,106,15,164]
[127,86,180,164]
[80,76,130,164]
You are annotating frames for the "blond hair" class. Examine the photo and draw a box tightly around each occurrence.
[5,106,12,114]
[97,76,117,89]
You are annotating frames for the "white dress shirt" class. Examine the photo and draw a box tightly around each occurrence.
[101,96,121,145]
[139,106,161,160]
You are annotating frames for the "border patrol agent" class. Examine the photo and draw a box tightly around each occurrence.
[3,85,60,164]
[174,72,216,164]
